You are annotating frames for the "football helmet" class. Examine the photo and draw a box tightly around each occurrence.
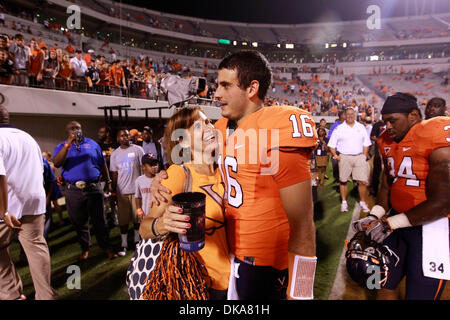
[345,231,399,288]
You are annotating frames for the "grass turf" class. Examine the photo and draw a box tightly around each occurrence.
[312,163,357,300]
[9,163,358,300]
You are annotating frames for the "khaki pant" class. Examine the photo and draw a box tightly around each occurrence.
[0,214,57,300]
[117,194,138,227]
[339,154,369,183]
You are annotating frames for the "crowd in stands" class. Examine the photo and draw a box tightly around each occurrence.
[0,32,216,101]
[265,74,379,117]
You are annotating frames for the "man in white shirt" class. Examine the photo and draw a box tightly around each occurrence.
[70,49,88,90]
[328,107,372,213]
[0,106,57,300]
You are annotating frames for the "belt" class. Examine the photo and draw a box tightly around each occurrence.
[342,153,362,156]
[66,179,100,190]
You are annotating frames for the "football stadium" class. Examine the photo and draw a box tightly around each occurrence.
[0,0,449,307]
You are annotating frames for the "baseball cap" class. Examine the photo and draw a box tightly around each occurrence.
[142,154,159,166]
[39,42,47,49]
[142,126,153,135]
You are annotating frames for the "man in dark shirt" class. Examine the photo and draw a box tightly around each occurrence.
[53,121,118,260]
[369,119,386,196]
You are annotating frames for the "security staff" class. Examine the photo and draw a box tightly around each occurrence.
[53,121,118,261]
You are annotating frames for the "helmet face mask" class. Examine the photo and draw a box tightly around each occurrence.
[345,232,399,289]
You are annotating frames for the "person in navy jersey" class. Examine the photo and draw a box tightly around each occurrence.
[42,157,55,239]
[53,121,118,261]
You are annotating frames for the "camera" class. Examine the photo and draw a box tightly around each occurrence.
[160,74,206,108]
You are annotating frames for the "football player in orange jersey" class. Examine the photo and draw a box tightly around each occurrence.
[151,51,318,300]
[352,92,450,300]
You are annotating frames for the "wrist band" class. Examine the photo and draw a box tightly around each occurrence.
[387,213,412,230]
[151,217,161,237]
[137,208,144,215]
[289,253,317,300]
[64,143,70,149]
[370,205,386,219]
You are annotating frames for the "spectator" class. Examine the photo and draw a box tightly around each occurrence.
[70,49,88,90]
[328,110,346,184]
[43,48,59,89]
[318,118,329,136]
[99,62,111,94]
[97,126,119,227]
[141,126,167,171]
[84,49,94,66]
[315,127,330,187]
[121,59,131,96]
[58,53,74,89]
[369,119,385,196]
[110,60,126,96]
[0,106,58,300]
[53,121,118,261]
[28,39,45,87]
[140,106,230,300]
[8,34,31,86]
[425,97,447,119]
[134,155,159,219]
[42,151,65,227]
[86,60,101,93]
[110,129,145,256]
[328,107,372,213]
[0,48,14,85]
[42,156,55,238]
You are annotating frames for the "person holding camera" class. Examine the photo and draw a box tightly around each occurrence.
[53,121,118,261]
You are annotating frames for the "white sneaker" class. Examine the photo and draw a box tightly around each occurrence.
[360,201,370,213]
[118,247,127,257]
[341,201,348,212]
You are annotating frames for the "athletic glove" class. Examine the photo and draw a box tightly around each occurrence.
[352,214,379,232]
[365,218,393,243]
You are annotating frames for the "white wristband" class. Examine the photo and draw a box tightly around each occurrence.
[387,213,412,230]
[290,255,317,300]
[370,205,386,219]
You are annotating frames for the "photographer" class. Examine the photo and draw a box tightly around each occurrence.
[53,121,118,261]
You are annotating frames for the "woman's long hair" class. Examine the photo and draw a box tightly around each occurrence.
[163,106,204,165]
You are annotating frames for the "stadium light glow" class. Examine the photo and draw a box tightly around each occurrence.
[242,42,248,46]
[277,44,281,48]
[252,42,258,47]
[325,43,329,48]
[233,41,237,46]
[370,55,379,61]
[330,43,337,48]
[286,44,294,49]
[343,42,347,48]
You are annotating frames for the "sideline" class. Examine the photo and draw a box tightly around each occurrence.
[327,202,361,300]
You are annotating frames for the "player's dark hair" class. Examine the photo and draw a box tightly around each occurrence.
[218,50,272,100]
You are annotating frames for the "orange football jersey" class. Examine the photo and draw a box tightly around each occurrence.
[215,106,317,270]
[377,116,450,214]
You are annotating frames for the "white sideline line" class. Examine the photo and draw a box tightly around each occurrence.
[328,202,361,300]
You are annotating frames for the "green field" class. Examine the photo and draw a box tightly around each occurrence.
[9,163,357,300]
